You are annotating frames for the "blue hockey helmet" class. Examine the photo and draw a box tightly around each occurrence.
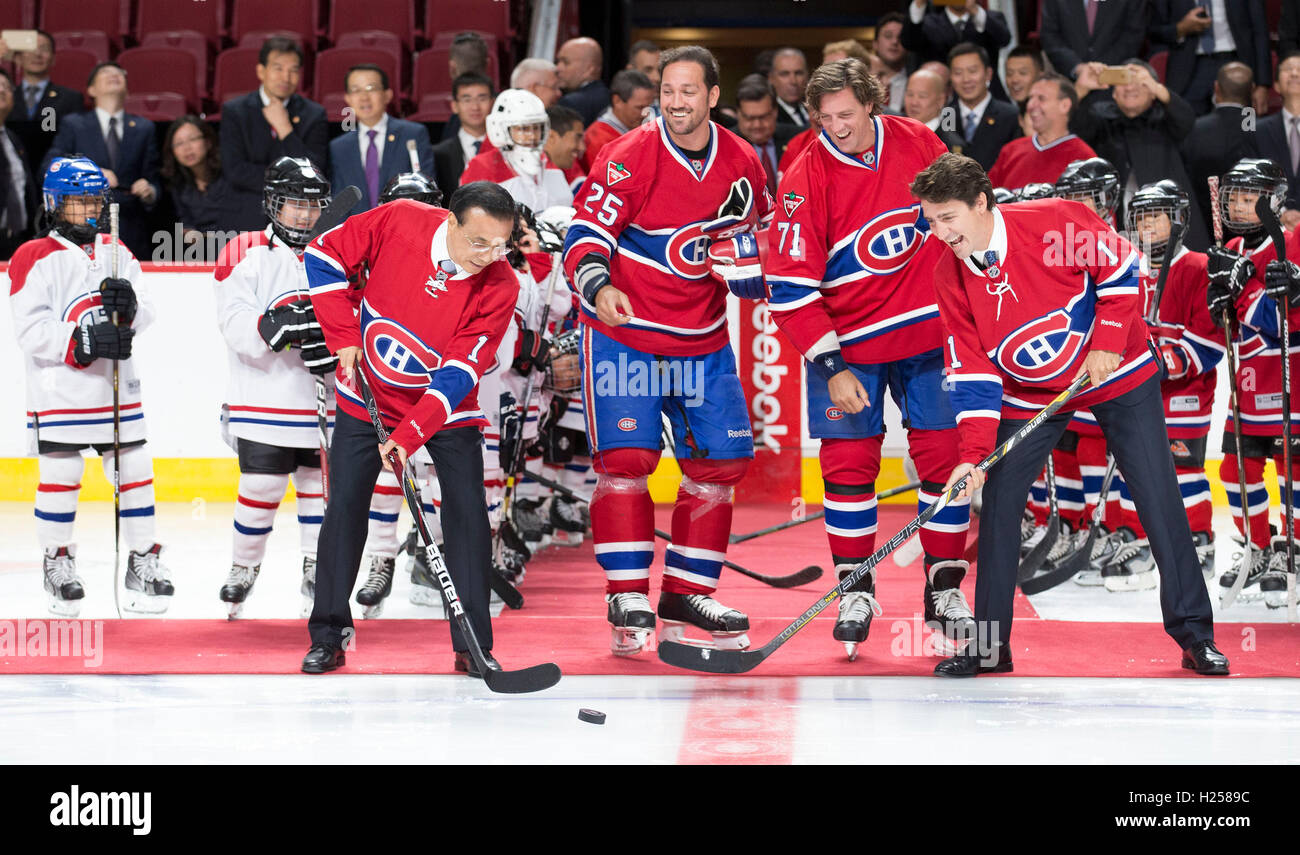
[42,156,110,244]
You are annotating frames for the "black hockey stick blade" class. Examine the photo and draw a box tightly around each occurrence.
[483,661,562,693]
[489,566,524,609]
[1016,512,1060,582]
[656,634,768,674]
[1020,525,1096,595]
[307,185,362,242]
[729,510,826,544]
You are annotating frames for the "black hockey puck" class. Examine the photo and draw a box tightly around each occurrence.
[578,708,606,725]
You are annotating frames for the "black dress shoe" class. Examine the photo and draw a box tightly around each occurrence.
[454,650,501,678]
[301,643,344,674]
[1182,640,1230,675]
[934,646,1013,678]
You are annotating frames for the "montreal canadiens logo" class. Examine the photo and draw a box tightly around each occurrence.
[268,290,306,310]
[617,417,637,431]
[64,292,103,326]
[363,318,440,388]
[825,407,845,421]
[664,223,711,279]
[995,309,1088,383]
[852,206,928,275]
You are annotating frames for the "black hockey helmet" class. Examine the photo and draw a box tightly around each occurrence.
[1126,180,1189,263]
[263,156,331,247]
[1016,182,1055,201]
[1219,157,1287,237]
[992,186,1017,205]
[1054,157,1120,222]
[379,171,443,207]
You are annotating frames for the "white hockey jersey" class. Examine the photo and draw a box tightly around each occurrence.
[213,227,334,449]
[9,232,153,448]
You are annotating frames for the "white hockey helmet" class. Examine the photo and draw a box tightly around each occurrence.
[486,89,550,177]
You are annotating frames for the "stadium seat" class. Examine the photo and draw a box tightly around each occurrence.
[125,92,189,122]
[51,31,111,64]
[140,32,211,101]
[40,0,129,50]
[45,48,98,94]
[408,92,453,124]
[416,35,500,93]
[0,0,36,30]
[136,0,225,48]
[118,47,201,113]
[422,0,513,44]
[229,0,317,46]
[313,47,400,106]
[331,0,416,48]
[1148,51,1167,83]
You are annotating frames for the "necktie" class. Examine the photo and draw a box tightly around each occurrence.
[964,111,978,142]
[1086,0,1099,35]
[1289,118,1300,176]
[0,137,23,234]
[24,84,40,119]
[1200,4,1217,54]
[762,144,778,198]
[473,139,482,155]
[365,129,380,207]
[106,116,121,171]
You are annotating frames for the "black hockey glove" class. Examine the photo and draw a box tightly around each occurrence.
[575,253,611,306]
[98,276,137,325]
[299,342,338,375]
[499,392,522,470]
[1264,259,1300,307]
[258,299,319,351]
[1207,278,1237,326]
[72,321,134,365]
[512,329,551,375]
[1206,246,1254,295]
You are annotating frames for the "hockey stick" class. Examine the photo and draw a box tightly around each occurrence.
[1017,455,1060,584]
[1021,454,1117,595]
[106,203,122,620]
[306,185,362,243]
[357,368,560,693]
[1257,195,1297,620]
[522,467,822,588]
[659,374,1091,674]
[1210,176,1255,608]
[727,480,921,544]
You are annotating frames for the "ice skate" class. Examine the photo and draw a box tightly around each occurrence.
[512,497,552,550]
[549,495,586,541]
[1261,536,1298,609]
[1192,531,1215,580]
[43,546,84,618]
[1101,529,1157,592]
[123,544,174,614]
[1019,512,1045,558]
[408,546,441,607]
[832,565,880,661]
[657,591,750,650]
[923,560,974,655]
[356,554,394,619]
[606,592,656,655]
[300,555,316,618]
[497,519,531,584]
[1074,528,1121,587]
[1219,537,1270,604]
[1040,521,1077,568]
[219,563,260,619]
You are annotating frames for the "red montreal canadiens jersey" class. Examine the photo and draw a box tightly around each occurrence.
[766,116,949,365]
[1228,229,1300,436]
[935,200,1157,464]
[304,201,518,455]
[1141,247,1224,438]
[986,134,1097,191]
[561,117,774,356]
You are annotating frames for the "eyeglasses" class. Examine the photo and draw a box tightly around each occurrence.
[461,231,511,260]
[346,84,386,95]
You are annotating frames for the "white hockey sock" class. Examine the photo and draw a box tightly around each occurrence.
[292,465,324,557]
[102,444,157,553]
[35,452,85,550]
[561,457,592,496]
[366,467,403,558]
[232,472,288,567]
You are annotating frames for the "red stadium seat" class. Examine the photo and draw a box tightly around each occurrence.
[41,0,129,49]
[331,0,415,48]
[45,48,98,94]
[136,0,225,47]
[118,47,201,113]
[229,0,318,46]
[0,0,37,30]
[125,92,189,122]
[314,47,400,106]
[408,92,453,123]
[1148,51,1167,83]
[415,37,500,95]
[52,31,111,64]
[422,0,513,43]
[140,32,211,101]
[334,30,405,97]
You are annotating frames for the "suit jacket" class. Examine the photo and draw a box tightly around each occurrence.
[1281,0,1300,58]
[219,90,329,231]
[4,80,85,175]
[902,4,1012,101]
[0,126,40,257]
[1182,104,1261,236]
[1150,0,1272,91]
[329,118,436,214]
[1041,0,1151,77]
[558,79,612,127]
[1254,112,1300,213]
[44,110,161,258]
[952,97,1023,171]
[432,136,468,198]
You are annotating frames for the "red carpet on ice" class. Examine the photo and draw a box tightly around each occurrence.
[3,505,1297,677]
